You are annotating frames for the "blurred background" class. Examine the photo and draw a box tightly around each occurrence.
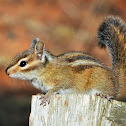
[0,0,126,125]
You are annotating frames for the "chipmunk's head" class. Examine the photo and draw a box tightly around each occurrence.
[5,38,52,80]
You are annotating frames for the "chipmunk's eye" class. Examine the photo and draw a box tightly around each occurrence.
[19,61,27,67]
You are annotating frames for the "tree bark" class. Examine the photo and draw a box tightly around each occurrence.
[29,94,126,126]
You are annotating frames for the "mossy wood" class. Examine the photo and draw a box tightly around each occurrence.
[29,94,126,126]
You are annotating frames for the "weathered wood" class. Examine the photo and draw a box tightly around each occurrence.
[29,94,126,126]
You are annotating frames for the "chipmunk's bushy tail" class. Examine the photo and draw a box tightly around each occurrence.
[98,16,126,90]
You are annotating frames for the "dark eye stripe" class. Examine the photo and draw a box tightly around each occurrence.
[7,49,34,69]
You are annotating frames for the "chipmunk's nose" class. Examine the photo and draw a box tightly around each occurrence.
[5,67,9,75]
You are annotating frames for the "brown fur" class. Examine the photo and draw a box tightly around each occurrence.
[7,16,126,100]
[37,56,118,97]
[6,43,118,98]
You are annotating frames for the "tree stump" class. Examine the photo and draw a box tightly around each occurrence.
[29,94,126,126]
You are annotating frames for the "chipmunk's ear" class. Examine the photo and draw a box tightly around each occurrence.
[34,41,45,61]
[30,38,40,48]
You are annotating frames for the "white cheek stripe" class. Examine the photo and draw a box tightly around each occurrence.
[21,60,40,70]
[8,58,40,73]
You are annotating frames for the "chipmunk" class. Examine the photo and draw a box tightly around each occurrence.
[5,16,126,105]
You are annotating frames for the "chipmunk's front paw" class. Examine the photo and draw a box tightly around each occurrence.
[96,93,114,101]
[39,95,50,106]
